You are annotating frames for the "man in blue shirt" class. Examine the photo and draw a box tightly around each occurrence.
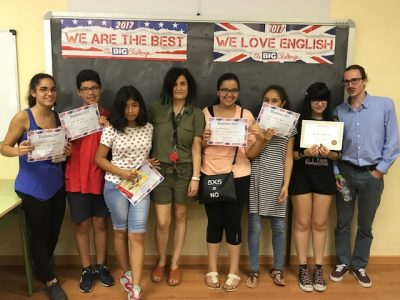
[330,64,400,288]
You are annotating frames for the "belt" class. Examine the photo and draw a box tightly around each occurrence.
[341,161,377,172]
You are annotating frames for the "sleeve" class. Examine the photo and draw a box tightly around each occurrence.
[193,107,205,137]
[292,119,301,149]
[376,99,400,173]
[100,126,114,148]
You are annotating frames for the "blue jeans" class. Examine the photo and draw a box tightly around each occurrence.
[335,162,384,269]
[248,213,286,271]
[103,180,150,233]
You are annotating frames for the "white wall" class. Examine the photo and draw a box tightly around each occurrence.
[67,0,330,20]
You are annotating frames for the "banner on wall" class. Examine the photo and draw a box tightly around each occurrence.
[214,23,336,64]
[61,18,188,61]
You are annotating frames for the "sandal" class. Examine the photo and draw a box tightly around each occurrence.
[167,267,182,286]
[151,264,165,283]
[205,272,220,289]
[246,271,260,288]
[222,273,241,292]
[270,269,286,286]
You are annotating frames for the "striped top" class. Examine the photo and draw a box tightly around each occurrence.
[249,129,296,217]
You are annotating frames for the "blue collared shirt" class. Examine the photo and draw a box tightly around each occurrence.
[333,93,400,174]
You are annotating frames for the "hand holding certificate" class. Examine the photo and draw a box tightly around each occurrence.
[257,103,300,137]
[27,128,68,162]
[208,117,248,147]
[59,103,102,140]
[300,120,344,151]
[116,161,164,206]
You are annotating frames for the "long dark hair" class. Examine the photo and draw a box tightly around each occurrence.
[109,85,148,133]
[27,73,56,107]
[160,67,196,104]
[215,73,241,104]
[302,82,332,121]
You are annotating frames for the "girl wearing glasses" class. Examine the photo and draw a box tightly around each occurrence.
[246,85,295,289]
[0,73,71,300]
[201,73,262,292]
[289,82,340,292]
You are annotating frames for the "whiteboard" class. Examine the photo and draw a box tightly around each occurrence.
[0,30,19,141]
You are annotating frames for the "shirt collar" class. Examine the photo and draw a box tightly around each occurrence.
[346,92,369,111]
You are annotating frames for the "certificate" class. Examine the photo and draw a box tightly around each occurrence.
[208,117,248,147]
[116,161,164,206]
[59,103,102,140]
[27,128,68,162]
[256,103,300,137]
[300,120,344,151]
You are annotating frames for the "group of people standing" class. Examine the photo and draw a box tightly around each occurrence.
[0,64,399,300]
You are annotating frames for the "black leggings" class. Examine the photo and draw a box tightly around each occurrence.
[17,187,66,282]
[204,176,249,245]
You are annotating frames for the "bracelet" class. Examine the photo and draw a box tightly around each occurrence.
[191,176,201,181]
[298,149,305,158]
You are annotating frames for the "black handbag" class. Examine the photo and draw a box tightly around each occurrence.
[199,106,243,204]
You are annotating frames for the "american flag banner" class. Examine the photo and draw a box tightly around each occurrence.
[61,18,188,61]
[214,23,336,64]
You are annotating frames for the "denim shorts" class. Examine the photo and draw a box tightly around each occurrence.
[103,180,150,233]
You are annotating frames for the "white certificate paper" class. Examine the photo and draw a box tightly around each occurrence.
[59,103,102,140]
[208,117,248,147]
[257,103,300,137]
[27,128,68,162]
[116,161,164,206]
[300,120,344,151]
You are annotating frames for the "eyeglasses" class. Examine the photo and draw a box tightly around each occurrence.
[342,78,363,86]
[219,88,240,95]
[79,86,101,93]
[311,99,328,104]
[37,87,57,94]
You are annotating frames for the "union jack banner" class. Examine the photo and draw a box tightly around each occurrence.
[61,18,188,61]
[214,23,336,64]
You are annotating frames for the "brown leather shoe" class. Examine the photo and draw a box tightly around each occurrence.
[167,268,182,286]
[151,265,165,283]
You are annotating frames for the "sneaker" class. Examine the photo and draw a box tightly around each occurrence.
[313,267,327,292]
[94,264,115,287]
[120,271,133,293]
[128,285,142,300]
[351,268,372,288]
[298,266,313,292]
[330,264,349,282]
[79,267,94,293]
[46,281,68,300]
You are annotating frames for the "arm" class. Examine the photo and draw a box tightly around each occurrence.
[95,144,136,181]
[201,128,211,148]
[278,137,294,203]
[0,111,33,157]
[188,136,202,197]
[246,125,275,159]
[374,99,400,176]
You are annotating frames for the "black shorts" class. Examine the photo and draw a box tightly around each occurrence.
[67,192,110,223]
[289,167,336,196]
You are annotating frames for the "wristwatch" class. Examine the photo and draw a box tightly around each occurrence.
[191,176,201,181]
[298,149,305,158]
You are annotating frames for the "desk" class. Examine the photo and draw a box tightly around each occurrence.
[0,179,33,296]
